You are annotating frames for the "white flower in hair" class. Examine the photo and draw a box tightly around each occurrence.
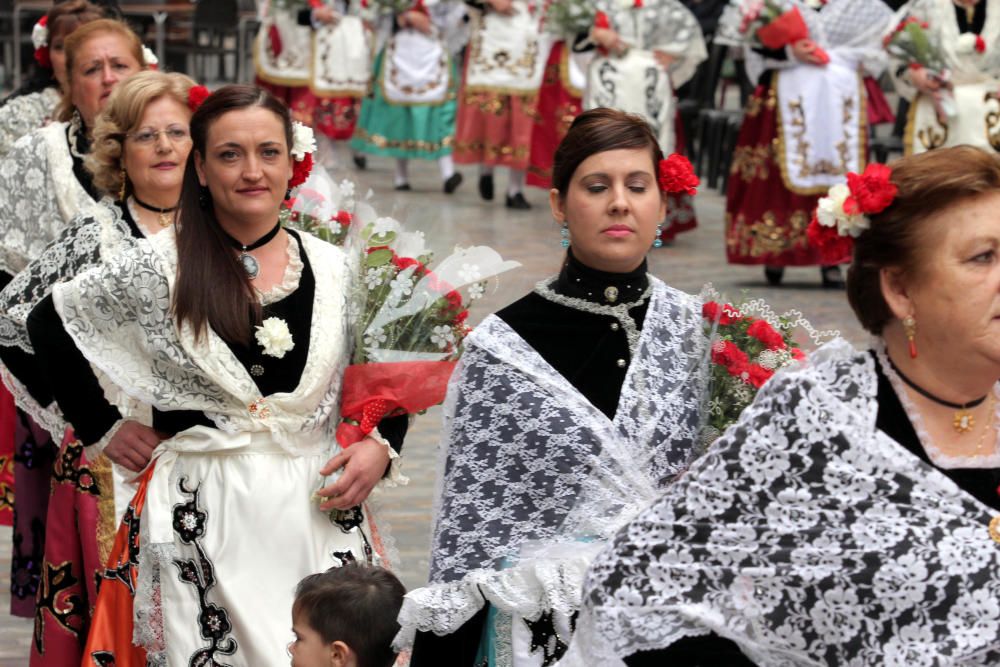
[816,182,869,238]
[32,19,49,50]
[141,45,158,66]
[291,122,317,161]
[255,317,294,358]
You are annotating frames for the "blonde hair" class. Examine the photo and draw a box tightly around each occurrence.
[58,18,145,122]
[85,70,197,197]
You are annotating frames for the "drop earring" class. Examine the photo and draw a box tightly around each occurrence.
[903,315,917,359]
[560,222,570,248]
[118,167,127,202]
[652,223,663,248]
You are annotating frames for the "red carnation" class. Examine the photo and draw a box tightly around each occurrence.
[288,152,313,190]
[334,210,352,226]
[844,163,896,215]
[393,256,424,273]
[747,364,774,389]
[746,319,786,351]
[454,309,469,325]
[594,9,610,27]
[658,154,699,196]
[188,85,210,112]
[976,34,987,53]
[444,290,463,311]
[34,47,50,69]
[633,0,643,7]
[702,301,741,325]
[806,214,853,265]
[712,341,749,378]
[791,347,805,361]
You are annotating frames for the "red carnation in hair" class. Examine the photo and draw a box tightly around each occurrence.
[806,213,853,265]
[658,154,699,196]
[844,163,897,216]
[288,152,313,190]
[34,46,50,69]
[188,85,210,112]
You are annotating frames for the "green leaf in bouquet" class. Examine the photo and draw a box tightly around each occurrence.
[904,22,931,62]
[366,248,394,268]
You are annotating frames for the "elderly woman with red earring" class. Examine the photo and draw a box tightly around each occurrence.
[568,145,1000,666]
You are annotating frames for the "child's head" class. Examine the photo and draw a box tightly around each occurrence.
[289,564,406,667]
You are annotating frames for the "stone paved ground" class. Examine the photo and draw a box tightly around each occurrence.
[0,154,864,665]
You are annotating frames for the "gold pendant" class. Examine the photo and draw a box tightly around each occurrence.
[954,410,975,434]
[604,286,619,303]
[989,515,1000,543]
[158,211,172,227]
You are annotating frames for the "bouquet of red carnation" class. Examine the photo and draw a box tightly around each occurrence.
[284,169,356,246]
[701,294,825,442]
[883,15,954,120]
[738,0,829,64]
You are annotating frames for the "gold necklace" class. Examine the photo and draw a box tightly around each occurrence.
[974,394,996,455]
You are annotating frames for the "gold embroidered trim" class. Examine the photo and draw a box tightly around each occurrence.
[454,139,530,159]
[309,29,375,98]
[378,38,453,106]
[904,93,949,155]
[353,127,454,151]
[465,12,541,90]
[731,145,772,182]
[726,209,812,258]
[773,73,866,196]
[558,44,583,99]
[91,454,116,567]
[253,32,311,87]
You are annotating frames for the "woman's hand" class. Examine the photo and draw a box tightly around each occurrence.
[316,437,392,511]
[790,38,826,65]
[591,27,623,53]
[313,6,339,25]
[910,65,942,94]
[653,50,675,69]
[489,0,516,15]
[400,10,431,35]
[104,420,165,472]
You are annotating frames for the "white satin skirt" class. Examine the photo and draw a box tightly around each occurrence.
[136,428,376,666]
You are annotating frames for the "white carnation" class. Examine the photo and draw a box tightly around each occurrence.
[291,122,317,160]
[254,317,294,358]
[956,32,977,55]
[141,45,158,66]
[817,182,870,238]
[32,21,48,50]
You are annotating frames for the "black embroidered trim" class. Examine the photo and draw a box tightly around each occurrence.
[524,610,569,666]
[90,650,116,666]
[33,560,87,652]
[52,438,99,496]
[11,517,44,602]
[171,476,238,665]
[99,498,142,596]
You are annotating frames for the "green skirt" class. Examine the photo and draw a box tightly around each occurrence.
[350,50,458,160]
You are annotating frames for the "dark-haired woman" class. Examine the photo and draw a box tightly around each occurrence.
[402,108,748,666]
[0,1,106,157]
[25,85,405,665]
[0,16,146,620]
[569,145,1000,665]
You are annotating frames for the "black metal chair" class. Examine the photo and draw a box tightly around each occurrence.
[165,0,240,83]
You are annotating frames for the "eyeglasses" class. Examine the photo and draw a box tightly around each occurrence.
[127,126,191,146]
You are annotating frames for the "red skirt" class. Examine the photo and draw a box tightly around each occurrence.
[0,384,14,527]
[725,82,823,266]
[256,78,360,141]
[453,54,538,170]
[30,433,111,666]
[526,42,582,189]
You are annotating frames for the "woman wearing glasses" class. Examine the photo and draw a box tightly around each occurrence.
[0,70,199,664]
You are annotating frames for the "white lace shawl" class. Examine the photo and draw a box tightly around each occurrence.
[0,198,141,439]
[592,0,708,88]
[0,121,97,276]
[395,278,711,646]
[51,229,350,449]
[887,0,1000,101]
[720,0,893,85]
[566,338,1000,666]
[0,87,61,158]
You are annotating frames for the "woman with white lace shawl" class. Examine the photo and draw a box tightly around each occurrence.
[26,85,407,665]
[569,145,1000,665]
[402,108,752,666]
[887,0,1000,155]
[0,70,199,665]
[0,17,147,622]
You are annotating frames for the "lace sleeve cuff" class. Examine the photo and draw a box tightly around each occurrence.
[84,417,126,462]
[369,427,409,489]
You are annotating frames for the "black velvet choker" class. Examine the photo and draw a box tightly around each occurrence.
[555,250,649,305]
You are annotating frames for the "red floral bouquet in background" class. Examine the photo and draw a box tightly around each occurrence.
[284,169,357,246]
[883,15,954,120]
[737,0,829,63]
[699,289,837,444]
[807,162,897,265]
